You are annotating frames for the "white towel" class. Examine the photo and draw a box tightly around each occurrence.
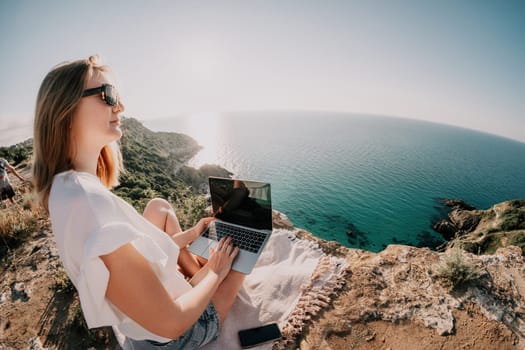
[203,229,347,350]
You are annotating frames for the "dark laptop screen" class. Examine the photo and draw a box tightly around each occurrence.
[209,177,273,230]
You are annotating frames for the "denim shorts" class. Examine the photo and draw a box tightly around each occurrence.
[123,302,221,350]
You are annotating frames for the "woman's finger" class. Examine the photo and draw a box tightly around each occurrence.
[224,241,233,255]
[221,236,232,250]
[217,236,226,250]
[230,246,240,258]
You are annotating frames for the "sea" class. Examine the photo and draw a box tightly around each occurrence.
[7,111,524,252]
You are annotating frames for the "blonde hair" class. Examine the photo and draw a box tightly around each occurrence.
[32,55,123,211]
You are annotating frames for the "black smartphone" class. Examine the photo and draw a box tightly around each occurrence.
[238,323,282,348]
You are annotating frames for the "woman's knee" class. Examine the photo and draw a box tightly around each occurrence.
[143,198,174,228]
[144,198,173,215]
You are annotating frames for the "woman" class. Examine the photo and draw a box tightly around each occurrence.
[32,55,245,349]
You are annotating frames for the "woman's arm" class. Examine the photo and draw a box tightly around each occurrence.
[171,217,214,248]
[6,163,26,181]
[100,236,237,339]
[100,243,218,339]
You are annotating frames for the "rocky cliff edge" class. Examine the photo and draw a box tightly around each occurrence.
[273,209,525,349]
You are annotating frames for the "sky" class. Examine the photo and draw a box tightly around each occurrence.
[1,0,524,144]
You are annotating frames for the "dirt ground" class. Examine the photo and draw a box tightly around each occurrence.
[0,171,118,349]
[323,305,519,350]
[293,237,525,350]
[0,216,118,349]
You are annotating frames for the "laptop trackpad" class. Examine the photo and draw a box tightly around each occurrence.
[188,238,214,259]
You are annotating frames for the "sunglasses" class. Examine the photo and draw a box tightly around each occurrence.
[82,84,119,107]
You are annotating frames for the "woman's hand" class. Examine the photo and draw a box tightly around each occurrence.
[207,236,240,281]
[192,217,215,240]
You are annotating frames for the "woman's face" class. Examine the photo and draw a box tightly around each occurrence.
[71,70,125,151]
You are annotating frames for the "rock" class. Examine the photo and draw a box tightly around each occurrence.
[448,209,481,232]
[300,239,525,349]
[272,210,294,230]
[0,246,8,259]
[28,336,45,350]
[434,199,525,255]
[495,245,523,257]
[443,199,476,211]
[365,332,376,341]
[432,199,480,241]
[433,220,458,240]
[11,282,29,302]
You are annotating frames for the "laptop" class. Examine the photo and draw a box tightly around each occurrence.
[188,177,273,274]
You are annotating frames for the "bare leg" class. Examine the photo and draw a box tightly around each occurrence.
[212,270,246,325]
[196,255,208,266]
[143,198,203,277]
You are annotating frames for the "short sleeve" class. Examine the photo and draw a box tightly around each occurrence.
[76,221,169,328]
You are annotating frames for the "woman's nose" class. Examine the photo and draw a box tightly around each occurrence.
[114,100,125,113]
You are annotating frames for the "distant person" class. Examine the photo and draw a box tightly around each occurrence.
[0,157,26,205]
[32,55,245,349]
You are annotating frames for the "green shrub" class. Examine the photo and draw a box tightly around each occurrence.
[435,247,484,292]
[478,234,502,255]
[508,200,525,208]
[0,141,32,166]
[175,194,209,230]
[487,227,500,234]
[509,233,525,254]
[500,208,525,231]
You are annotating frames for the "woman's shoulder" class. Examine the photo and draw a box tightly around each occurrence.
[52,170,106,196]
[50,170,115,214]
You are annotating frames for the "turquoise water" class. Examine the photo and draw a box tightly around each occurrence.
[144,112,525,252]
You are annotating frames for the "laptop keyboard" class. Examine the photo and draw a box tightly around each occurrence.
[203,221,268,253]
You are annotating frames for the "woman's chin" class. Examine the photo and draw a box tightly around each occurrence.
[108,126,123,140]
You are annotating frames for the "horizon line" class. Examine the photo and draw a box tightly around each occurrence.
[1,109,524,147]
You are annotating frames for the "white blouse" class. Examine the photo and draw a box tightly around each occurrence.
[49,170,192,343]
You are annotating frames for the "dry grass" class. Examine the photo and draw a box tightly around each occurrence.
[1,183,46,253]
[0,208,39,240]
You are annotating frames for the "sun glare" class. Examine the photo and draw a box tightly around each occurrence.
[186,112,222,168]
